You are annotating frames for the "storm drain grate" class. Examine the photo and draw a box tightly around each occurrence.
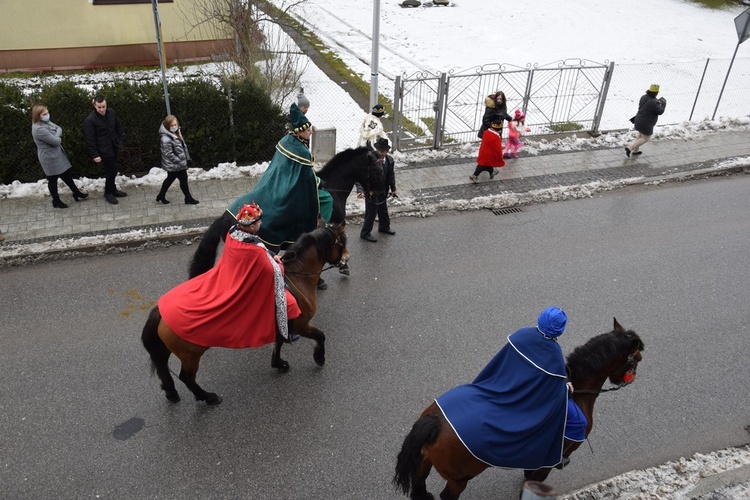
[490,207,523,216]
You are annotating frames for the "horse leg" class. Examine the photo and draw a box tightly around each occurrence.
[157,320,221,405]
[141,307,180,402]
[308,326,326,366]
[438,480,469,500]
[176,355,222,405]
[524,467,553,482]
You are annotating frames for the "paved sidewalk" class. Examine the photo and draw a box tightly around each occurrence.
[0,130,748,256]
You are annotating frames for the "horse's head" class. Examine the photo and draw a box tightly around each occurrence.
[608,318,644,386]
[566,318,645,392]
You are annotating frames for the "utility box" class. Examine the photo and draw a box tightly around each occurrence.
[312,127,336,163]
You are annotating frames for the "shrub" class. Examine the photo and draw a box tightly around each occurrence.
[0,76,288,183]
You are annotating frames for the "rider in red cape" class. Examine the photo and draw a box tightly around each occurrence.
[435,307,570,469]
[158,202,301,348]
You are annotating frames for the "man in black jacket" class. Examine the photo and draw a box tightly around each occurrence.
[84,95,126,204]
[358,137,397,243]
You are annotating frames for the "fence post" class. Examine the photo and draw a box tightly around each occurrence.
[225,80,237,162]
[690,59,710,121]
[591,61,615,136]
[433,72,448,149]
[393,74,402,151]
[522,67,534,114]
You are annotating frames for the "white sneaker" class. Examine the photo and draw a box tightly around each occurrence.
[469,175,478,184]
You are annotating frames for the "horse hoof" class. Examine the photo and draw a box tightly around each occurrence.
[314,352,325,366]
[165,390,180,403]
[205,393,222,405]
[272,359,290,372]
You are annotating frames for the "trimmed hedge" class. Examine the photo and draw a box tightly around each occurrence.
[0,77,287,183]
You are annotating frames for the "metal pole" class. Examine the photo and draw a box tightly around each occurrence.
[689,58,710,121]
[152,0,171,116]
[370,0,381,111]
[713,10,750,119]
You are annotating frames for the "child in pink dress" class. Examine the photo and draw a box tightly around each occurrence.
[504,110,530,159]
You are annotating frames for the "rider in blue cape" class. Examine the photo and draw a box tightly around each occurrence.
[436,307,581,470]
[228,103,333,250]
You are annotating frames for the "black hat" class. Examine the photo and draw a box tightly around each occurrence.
[374,138,390,151]
[372,103,385,117]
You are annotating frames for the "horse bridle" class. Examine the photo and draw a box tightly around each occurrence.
[282,223,348,275]
[574,348,641,395]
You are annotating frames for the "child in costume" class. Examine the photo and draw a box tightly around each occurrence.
[504,109,530,159]
[469,117,505,183]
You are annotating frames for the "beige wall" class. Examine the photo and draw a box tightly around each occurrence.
[0,0,229,50]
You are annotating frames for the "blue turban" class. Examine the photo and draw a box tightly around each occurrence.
[537,307,567,337]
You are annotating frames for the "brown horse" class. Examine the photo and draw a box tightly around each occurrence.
[393,319,644,500]
[141,222,349,405]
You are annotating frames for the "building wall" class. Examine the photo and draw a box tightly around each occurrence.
[0,0,232,71]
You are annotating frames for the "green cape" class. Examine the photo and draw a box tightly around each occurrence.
[229,133,332,248]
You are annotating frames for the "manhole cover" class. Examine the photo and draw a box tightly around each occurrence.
[490,207,523,216]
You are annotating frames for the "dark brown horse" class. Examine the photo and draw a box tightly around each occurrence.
[141,222,348,405]
[393,319,644,500]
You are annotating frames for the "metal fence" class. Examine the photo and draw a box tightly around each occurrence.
[392,57,750,151]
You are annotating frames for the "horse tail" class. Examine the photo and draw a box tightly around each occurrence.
[188,212,233,278]
[141,306,167,375]
[393,411,442,496]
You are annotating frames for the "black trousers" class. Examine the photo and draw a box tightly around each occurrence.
[102,154,118,194]
[472,165,495,177]
[361,194,390,236]
[46,169,80,201]
[158,170,192,199]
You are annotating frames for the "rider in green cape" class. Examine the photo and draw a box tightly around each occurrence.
[228,103,333,250]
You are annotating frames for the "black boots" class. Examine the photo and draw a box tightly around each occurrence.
[52,198,68,209]
[156,194,170,204]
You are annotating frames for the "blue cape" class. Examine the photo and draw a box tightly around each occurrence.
[436,327,568,469]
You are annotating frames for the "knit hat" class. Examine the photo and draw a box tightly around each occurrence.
[237,202,262,226]
[648,84,660,93]
[537,307,567,338]
[374,137,390,151]
[289,103,311,133]
[490,117,503,129]
[514,109,525,120]
[297,92,310,109]
[372,103,385,117]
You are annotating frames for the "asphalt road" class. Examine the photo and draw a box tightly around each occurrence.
[2,175,749,499]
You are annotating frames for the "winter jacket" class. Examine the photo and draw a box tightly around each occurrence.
[84,108,123,159]
[477,129,505,168]
[31,121,72,176]
[159,123,190,172]
[478,95,513,138]
[633,94,666,136]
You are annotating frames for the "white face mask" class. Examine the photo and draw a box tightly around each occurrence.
[169,126,179,133]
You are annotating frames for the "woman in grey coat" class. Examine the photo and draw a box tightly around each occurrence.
[31,104,88,208]
[156,115,198,205]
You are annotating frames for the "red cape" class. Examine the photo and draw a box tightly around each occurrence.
[158,234,300,348]
[477,129,505,168]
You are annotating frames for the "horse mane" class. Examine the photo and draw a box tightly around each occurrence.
[566,330,644,382]
[283,226,336,262]
[317,147,370,178]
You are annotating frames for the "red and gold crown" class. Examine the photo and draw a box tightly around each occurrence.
[237,202,262,225]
